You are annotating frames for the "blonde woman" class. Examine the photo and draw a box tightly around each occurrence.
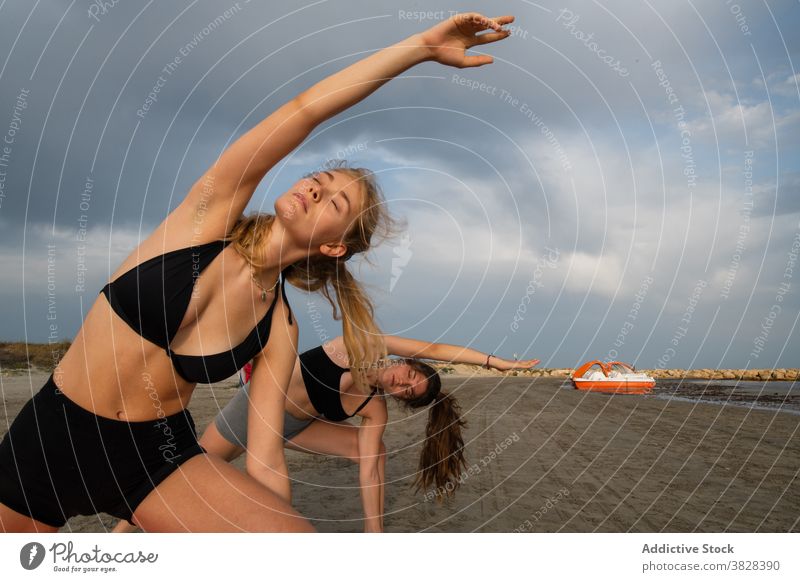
[0,11,515,532]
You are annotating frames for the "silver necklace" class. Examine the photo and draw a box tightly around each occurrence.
[250,263,279,302]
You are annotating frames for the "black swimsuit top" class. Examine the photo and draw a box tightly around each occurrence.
[300,345,377,421]
[100,239,293,384]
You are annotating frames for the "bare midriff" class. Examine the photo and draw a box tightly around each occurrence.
[53,294,195,422]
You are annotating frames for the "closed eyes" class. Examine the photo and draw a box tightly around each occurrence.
[313,174,341,212]
[404,369,419,398]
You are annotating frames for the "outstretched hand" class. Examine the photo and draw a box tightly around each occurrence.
[419,12,515,68]
[491,357,541,371]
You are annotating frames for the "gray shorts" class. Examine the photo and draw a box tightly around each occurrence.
[214,383,315,448]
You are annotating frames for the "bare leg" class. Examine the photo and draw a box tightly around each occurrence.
[286,420,387,473]
[114,421,245,533]
[124,420,385,531]
[286,420,387,529]
[0,502,59,533]
[285,420,360,460]
[131,454,314,532]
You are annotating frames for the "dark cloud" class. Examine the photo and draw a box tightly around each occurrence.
[0,0,798,367]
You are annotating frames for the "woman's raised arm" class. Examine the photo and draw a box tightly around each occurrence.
[179,13,514,239]
[294,13,513,125]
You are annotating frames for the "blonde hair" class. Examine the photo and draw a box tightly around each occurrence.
[226,159,401,393]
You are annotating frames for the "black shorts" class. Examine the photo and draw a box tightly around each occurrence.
[0,374,206,528]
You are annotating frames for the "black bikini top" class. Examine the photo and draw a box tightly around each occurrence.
[100,239,293,384]
[300,345,377,421]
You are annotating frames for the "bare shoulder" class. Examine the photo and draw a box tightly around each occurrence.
[357,392,388,422]
[106,201,230,283]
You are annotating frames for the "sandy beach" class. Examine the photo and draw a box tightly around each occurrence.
[1,371,798,533]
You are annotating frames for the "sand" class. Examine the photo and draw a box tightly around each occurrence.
[1,371,798,532]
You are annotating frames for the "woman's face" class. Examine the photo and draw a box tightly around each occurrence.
[274,169,366,257]
[379,362,429,401]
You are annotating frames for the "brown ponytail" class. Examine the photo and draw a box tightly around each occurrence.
[403,360,468,502]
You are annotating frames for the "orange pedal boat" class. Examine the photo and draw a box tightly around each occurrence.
[572,360,655,394]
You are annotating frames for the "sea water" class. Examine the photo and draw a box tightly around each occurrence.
[652,379,799,415]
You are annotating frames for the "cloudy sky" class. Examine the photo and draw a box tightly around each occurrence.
[0,0,797,370]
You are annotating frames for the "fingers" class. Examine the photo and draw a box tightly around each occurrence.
[477,14,515,32]
[454,12,505,33]
[480,14,502,32]
[460,54,494,68]
[491,15,515,27]
[473,13,502,32]
[473,30,511,45]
